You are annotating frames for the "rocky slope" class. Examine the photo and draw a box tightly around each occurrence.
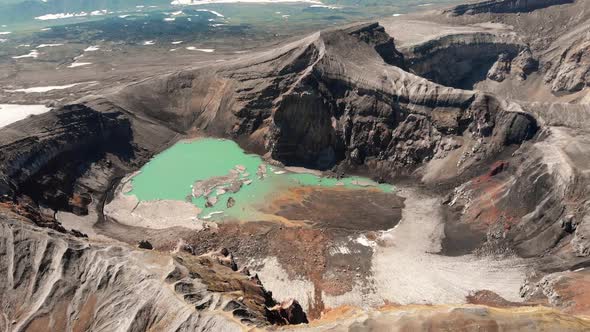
[431,0,590,102]
[406,0,590,261]
[544,36,590,93]
[1,0,590,330]
[442,103,590,261]
[0,208,307,331]
[400,31,533,88]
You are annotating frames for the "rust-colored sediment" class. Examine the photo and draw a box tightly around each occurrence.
[466,290,539,308]
[463,161,520,230]
[550,270,590,316]
[24,315,50,332]
[154,184,403,321]
[269,226,330,318]
[263,186,404,232]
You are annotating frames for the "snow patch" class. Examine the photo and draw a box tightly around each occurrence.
[196,9,224,17]
[67,62,92,68]
[310,4,341,9]
[12,50,39,59]
[0,104,51,128]
[90,10,108,16]
[37,43,64,48]
[186,47,214,52]
[5,82,96,93]
[35,12,88,20]
[355,234,377,248]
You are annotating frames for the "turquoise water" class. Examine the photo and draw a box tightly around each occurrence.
[128,138,393,221]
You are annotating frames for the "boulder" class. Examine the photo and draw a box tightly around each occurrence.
[267,299,309,325]
[138,240,153,250]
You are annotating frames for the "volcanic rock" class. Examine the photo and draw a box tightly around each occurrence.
[487,53,513,82]
[267,299,309,325]
[138,240,154,250]
[227,197,236,208]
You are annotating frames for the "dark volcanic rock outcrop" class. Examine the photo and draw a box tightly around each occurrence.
[436,0,589,100]
[401,32,532,88]
[108,23,536,175]
[410,0,590,266]
[544,37,590,93]
[0,100,177,214]
[268,299,309,325]
[445,102,590,261]
[487,53,514,82]
[487,50,538,82]
[0,105,132,197]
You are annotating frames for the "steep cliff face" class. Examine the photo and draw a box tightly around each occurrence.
[435,0,590,102]
[416,1,590,263]
[544,37,590,93]
[268,29,537,174]
[401,32,531,88]
[443,101,590,262]
[0,105,132,196]
[0,105,137,219]
[487,49,538,82]
[526,103,590,260]
[445,0,575,15]
[0,99,181,216]
[105,23,536,173]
